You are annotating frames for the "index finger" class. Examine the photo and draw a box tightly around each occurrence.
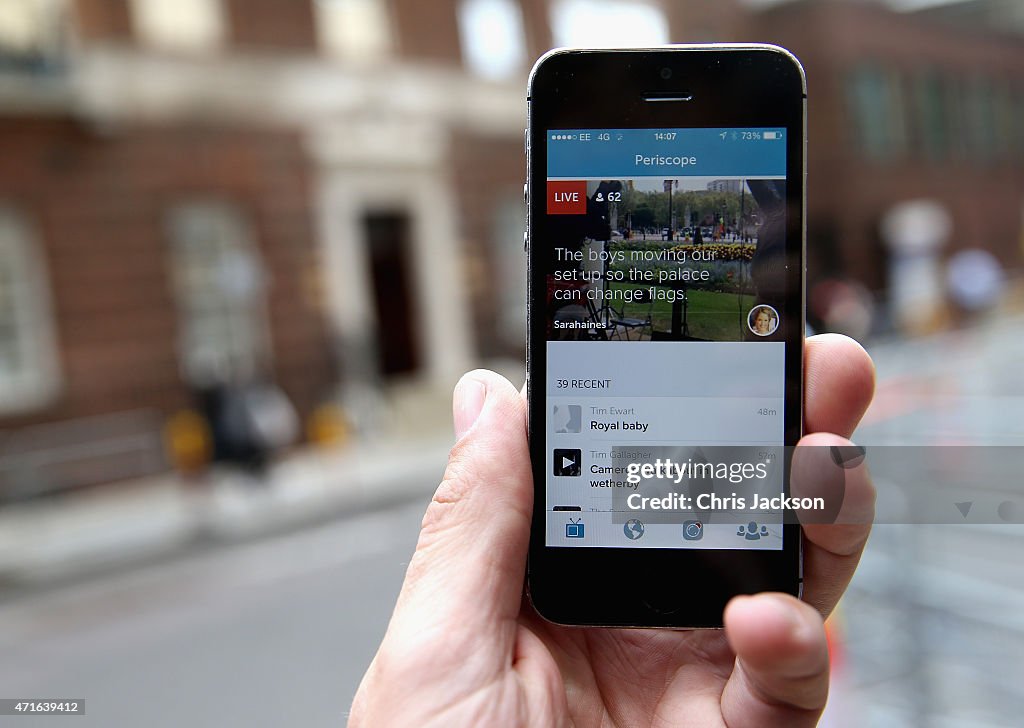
[800,334,877,615]
[805,334,875,438]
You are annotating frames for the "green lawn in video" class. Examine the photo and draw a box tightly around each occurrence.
[609,282,756,341]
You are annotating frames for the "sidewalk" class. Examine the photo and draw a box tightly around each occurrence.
[0,359,528,589]
[0,436,452,586]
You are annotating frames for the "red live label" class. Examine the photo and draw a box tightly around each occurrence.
[547,181,587,215]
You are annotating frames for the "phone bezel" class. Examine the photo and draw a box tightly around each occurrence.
[526,45,807,629]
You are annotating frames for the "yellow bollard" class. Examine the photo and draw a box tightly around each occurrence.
[164,410,213,474]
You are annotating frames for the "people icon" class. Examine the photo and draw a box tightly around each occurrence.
[737,521,770,540]
[748,304,779,337]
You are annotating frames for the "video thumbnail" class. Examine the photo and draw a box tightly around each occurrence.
[545,177,787,343]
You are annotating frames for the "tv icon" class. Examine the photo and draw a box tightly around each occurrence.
[565,518,585,538]
[553,448,582,477]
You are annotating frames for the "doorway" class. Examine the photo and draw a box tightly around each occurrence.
[363,211,420,377]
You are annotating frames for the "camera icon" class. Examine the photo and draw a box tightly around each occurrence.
[682,520,703,541]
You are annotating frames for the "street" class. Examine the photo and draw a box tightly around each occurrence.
[830,316,1024,728]
[0,497,429,728]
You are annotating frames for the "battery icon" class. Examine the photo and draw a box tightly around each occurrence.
[763,131,781,140]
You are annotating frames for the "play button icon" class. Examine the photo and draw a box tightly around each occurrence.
[553,448,582,477]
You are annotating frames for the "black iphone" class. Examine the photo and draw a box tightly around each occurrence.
[526,45,806,628]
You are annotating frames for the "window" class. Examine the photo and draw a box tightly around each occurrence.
[847,65,907,161]
[168,203,270,385]
[963,75,996,162]
[0,208,60,414]
[315,0,392,62]
[550,0,668,48]
[131,0,224,53]
[913,70,953,162]
[0,0,67,69]
[992,82,1017,163]
[458,0,526,80]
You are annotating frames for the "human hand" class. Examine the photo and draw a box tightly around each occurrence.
[350,333,875,728]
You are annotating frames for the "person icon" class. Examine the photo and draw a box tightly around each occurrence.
[748,304,779,337]
[552,404,582,433]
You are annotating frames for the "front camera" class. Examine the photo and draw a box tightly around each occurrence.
[660,67,673,80]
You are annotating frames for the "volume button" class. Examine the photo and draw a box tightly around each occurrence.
[524,180,530,251]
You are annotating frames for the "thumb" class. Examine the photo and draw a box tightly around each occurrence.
[389,369,533,640]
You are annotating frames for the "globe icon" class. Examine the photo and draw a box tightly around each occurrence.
[624,519,645,540]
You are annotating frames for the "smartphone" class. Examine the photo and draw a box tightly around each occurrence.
[526,45,805,628]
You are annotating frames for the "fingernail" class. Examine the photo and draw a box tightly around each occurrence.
[764,594,804,634]
[453,376,487,441]
[830,444,866,469]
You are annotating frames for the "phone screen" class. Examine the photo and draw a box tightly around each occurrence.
[542,127,791,552]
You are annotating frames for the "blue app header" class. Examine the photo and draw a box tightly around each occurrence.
[547,128,787,179]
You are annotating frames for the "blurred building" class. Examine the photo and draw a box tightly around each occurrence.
[913,0,1024,36]
[4,0,1019,495]
[751,0,1024,302]
[707,179,743,193]
[0,0,744,496]
[11,0,1019,495]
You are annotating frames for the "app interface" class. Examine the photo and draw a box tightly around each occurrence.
[543,128,789,550]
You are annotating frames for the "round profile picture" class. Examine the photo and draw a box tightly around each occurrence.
[748,304,779,337]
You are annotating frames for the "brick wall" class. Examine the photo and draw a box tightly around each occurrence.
[754,0,1024,289]
[519,0,553,61]
[389,0,462,64]
[665,0,744,42]
[73,0,133,41]
[0,117,334,431]
[223,0,318,51]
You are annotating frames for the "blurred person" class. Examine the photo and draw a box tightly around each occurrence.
[809,278,875,341]
[350,334,875,727]
[945,248,1004,315]
[195,378,298,476]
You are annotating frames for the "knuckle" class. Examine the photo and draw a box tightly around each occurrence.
[419,444,479,536]
[433,460,473,508]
